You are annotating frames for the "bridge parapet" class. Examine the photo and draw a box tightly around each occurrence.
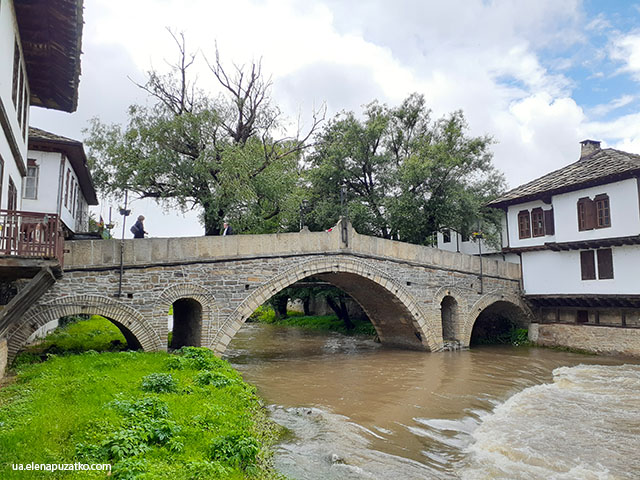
[64,219,520,281]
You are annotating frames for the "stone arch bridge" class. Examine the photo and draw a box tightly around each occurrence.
[4,220,527,362]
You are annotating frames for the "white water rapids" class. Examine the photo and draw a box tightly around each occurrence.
[226,324,640,479]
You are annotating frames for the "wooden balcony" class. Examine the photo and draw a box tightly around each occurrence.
[0,210,64,269]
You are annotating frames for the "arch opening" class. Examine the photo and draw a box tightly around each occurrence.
[470,300,529,346]
[440,296,460,342]
[170,298,203,349]
[215,258,434,356]
[16,314,140,362]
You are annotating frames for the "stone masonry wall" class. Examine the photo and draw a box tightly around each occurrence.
[0,337,7,380]
[530,323,640,357]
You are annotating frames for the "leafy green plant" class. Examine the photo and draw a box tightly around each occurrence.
[141,373,178,393]
[195,371,235,388]
[209,432,260,470]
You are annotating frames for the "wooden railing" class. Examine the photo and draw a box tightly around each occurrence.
[0,210,64,265]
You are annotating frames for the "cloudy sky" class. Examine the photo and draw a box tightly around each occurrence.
[30,0,640,237]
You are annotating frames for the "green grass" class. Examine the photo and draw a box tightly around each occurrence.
[249,306,377,336]
[2,317,284,479]
[0,347,285,479]
[14,316,127,366]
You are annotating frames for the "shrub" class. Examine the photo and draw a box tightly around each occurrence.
[141,373,178,393]
[209,432,260,470]
[195,371,234,388]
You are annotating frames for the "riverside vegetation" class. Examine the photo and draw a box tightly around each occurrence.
[249,306,377,336]
[0,316,285,479]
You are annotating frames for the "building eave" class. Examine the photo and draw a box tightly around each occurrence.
[14,0,84,113]
[526,294,640,309]
[502,235,640,254]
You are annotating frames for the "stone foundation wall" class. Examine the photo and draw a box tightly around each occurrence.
[530,323,640,357]
[0,337,8,380]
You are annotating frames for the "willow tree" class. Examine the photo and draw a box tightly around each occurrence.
[86,32,322,235]
[305,93,506,245]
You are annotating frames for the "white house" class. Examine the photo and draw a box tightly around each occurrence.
[488,140,640,329]
[24,127,98,235]
[1,0,84,376]
[436,228,519,263]
[1,0,82,214]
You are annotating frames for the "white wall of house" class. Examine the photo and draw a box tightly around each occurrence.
[437,230,494,255]
[21,150,62,213]
[522,246,639,295]
[506,178,640,249]
[553,178,640,243]
[22,149,89,233]
[506,199,555,248]
[0,0,29,210]
[437,228,520,263]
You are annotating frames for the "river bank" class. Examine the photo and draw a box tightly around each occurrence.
[0,318,284,480]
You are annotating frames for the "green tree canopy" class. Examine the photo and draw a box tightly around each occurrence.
[304,93,506,245]
[85,32,322,235]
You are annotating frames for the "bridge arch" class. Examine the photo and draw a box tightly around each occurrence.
[6,294,163,362]
[462,293,533,346]
[153,283,219,349]
[210,256,437,355]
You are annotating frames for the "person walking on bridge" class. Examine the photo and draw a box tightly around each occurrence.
[131,215,147,238]
[222,221,233,236]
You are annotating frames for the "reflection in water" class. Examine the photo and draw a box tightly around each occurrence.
[225,323,640,479]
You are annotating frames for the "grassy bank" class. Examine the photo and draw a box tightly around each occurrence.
[0,318,284,479]
[249,306,377,336]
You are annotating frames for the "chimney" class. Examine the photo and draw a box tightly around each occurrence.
[580,139,601,159]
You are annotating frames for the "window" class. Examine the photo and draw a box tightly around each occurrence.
[64,169,70,207]
[544,208,555,235]
[577,310,588,324]
[12,41,19,107]
[597,248,614,279]
[577,194,610,231]
[442,229,451,243]
[7,177,17,211]
[23,161,38,199]
[580,250,596,280]
[17,67,24,126]
[21,74,28,139]
[518,210,531,239]
[580,248,614,280]
[531,208,545,237]
[595,194,611,228]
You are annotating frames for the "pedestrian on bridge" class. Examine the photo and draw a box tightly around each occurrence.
[222,222,233,236]
[131,215,148,238]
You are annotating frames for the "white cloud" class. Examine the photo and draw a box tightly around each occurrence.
[28,0,640,236]
[589,94,636,116]
[610,33,640,79]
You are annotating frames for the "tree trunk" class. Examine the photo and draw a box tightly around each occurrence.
[326,296,355,330]
[272,295,288,320]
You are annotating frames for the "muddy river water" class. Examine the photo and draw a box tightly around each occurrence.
[225,323,640,479]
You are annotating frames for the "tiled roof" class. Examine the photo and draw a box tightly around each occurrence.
[29,127,81,145]
[488,148,640,208]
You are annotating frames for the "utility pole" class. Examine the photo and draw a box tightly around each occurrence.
[117,191,131,298]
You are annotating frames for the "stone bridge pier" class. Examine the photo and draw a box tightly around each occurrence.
[4,220,528,362]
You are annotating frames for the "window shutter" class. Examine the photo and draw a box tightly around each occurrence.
[585,198,596,230]
[580,250,596,280]
[544,209,555,235]
[597,248,614,279]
